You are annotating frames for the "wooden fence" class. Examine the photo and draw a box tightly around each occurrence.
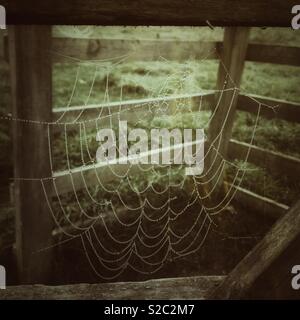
[44,35,300,220]
[4,21,300,297]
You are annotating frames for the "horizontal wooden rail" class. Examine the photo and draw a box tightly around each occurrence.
[237,94,300,123]
[50,138,204,196]
[0,275,224,300]
[228,183,289,219]
[52,92,214,124]
[246,44,300,66]
[51,38,300,66]
[2,0,294,26]
[229,139,300,181]
[49,138,291,213]
[51,93,300,134]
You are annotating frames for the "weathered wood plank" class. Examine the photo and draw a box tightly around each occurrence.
[51,93,300,132]
[237,94,300,123]
[52,92,214,127]
[2,0,294,26]
[50,138,204,196]
[216,201,300,300]
[52,93,213,122]
[211,199,300,299]
[207,27,250,193]
[246,44,300,66]
[228,139,300,181]
[8,26,54,284]
[52,162,139,196]
[0,29,5,60]
[50,138,300,197]
[0,276,225,300]
[228,183,289,220]
[246,233,300,299]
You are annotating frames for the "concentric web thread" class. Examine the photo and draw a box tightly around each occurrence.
[3,41,280,281]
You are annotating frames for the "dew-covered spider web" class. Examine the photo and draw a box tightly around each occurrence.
[3,30,280,281]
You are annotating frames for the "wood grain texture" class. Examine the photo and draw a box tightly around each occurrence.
[246,234,300,299]
[237,94,300,123]
[2,0,295,26]
[8,26,54,284]
[0,276,225,300]
[246,44,300,66]
[211,199,300,299]
[207,27,250,193]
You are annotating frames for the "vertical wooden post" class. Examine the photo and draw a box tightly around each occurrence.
[8,26,53,284]
[0,30,4,60]
[206,27,250,195]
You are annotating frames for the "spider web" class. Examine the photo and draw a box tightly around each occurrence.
[3,37,279,281]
